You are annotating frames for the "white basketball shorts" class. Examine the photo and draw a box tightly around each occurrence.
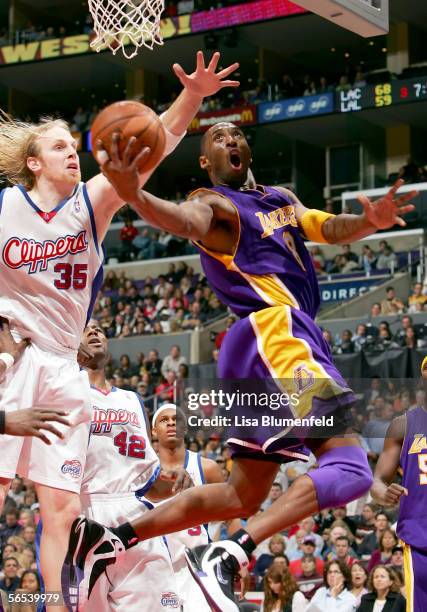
[81,492,180,612]
[0,343,91,493]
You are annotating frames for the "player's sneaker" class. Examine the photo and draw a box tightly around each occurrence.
[61,516,126,611]
[185,540,249,612]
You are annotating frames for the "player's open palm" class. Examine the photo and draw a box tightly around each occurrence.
[357,179,418,229]
[173,50,239,98]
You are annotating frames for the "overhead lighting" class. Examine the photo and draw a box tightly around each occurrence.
[368,40,374,46]
[331,47,336,52]
[344,52,350,58]
[382,47,387,52]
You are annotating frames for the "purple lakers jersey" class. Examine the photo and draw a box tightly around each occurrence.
[397,406,427,550]
[192,185,320,318]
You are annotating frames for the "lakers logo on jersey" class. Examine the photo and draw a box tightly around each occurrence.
[255,205,298,239]
[294,364,315,395]
[2,230,88,273]
[408,434,427,454]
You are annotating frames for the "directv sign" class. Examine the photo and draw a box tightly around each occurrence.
[259,92,334,123]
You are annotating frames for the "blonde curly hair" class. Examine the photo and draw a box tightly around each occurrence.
[0,110,69,189]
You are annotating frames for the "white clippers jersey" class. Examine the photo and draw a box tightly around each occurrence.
[143,450,209,566]
[81,386,160,495]
[0,183,103,353]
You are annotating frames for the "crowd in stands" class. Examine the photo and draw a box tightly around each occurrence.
[322,282,427,355]
[93,263,228,340]
[310,240,411,277]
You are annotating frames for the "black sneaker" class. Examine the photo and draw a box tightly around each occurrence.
[185,541,249,612]
[61,516,125,611]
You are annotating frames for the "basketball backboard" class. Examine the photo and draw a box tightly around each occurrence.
[294,0,389,37]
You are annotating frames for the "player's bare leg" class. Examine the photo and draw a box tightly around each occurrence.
[36,485,81,611]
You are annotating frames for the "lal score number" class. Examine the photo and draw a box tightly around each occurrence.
[337,76,427,113]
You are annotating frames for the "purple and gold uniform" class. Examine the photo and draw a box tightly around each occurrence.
[398,406,427,611]
[192,185,355,462]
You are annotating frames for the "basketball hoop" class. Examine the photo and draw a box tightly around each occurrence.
[88,0,164,59]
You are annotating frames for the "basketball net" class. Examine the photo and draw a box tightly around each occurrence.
[88,0,164,59]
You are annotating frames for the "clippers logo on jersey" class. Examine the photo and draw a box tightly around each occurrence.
[91,406,142,434]
[61,459,82,478]
[294,364,315,395]
[2,230,88,274]
[160,592,180,608]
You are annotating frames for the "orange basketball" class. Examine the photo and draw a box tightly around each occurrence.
[90,100,166,173]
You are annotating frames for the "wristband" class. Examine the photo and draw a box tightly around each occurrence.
[0,353,14,371]
[300,209,335,244]
[0,410,5,434]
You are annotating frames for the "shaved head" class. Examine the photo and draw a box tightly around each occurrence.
[200,122,238,156]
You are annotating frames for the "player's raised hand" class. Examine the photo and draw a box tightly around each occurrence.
[384,482,408,506]
[173,51,239,98]
[357,179,418,229]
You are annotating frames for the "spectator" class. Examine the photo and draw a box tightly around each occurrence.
[310,246,326,275]
[394,315,414,346]
[376,246,398,272]
[381,287,405,315]
[398,157,423,183]
[0,557,21,593]
[144,349,163,382]
[71,106,87,131]
[18,568,40,592]
[362,399,394,458]
[359,245,377,273]
[289,539,324,576]
[370,302,381,317]
[336,75,351,92]
[341,244,359,264]
[386,545,404,577]
[308,559,356,611]
[280,74,295,98]
[261,566,304,612]
[367,529,398,573]
[254,534,286,584]
[134,227,153,259]
[408,281,427,310]
[354,503,377,540]
[350,561,368,607]
[119,219,139,261]
[22,526,36,547]
[337,330,355,354]
[294,554,323,600]
[161,345,187,378]
[353,324,368,352]
[204,433,221,460]
[322,329,334,350]
[357,566,406,612]
[357,512,390,558]
[318,76,333,93]
[0,510,22,550]
[333,536,358,567]
[303,80,317,96]
[7,479,25,508]
[261,482,283,511]
[215,316,236,349]
[271,554,290,574]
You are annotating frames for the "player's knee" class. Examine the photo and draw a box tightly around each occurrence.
[308,445,373,510]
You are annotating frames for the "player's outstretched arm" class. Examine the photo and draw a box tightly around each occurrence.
[281,180,418,244]
[86,51,238,242]
[371,416,408,506]
[96,135,229,241]
[162,50,239,137]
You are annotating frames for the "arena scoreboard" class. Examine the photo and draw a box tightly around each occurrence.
[337,76,427,112]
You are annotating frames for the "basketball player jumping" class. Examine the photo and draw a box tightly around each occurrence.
[68,122,417,612]
[0,54,239,607]
[371,356,427,611]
